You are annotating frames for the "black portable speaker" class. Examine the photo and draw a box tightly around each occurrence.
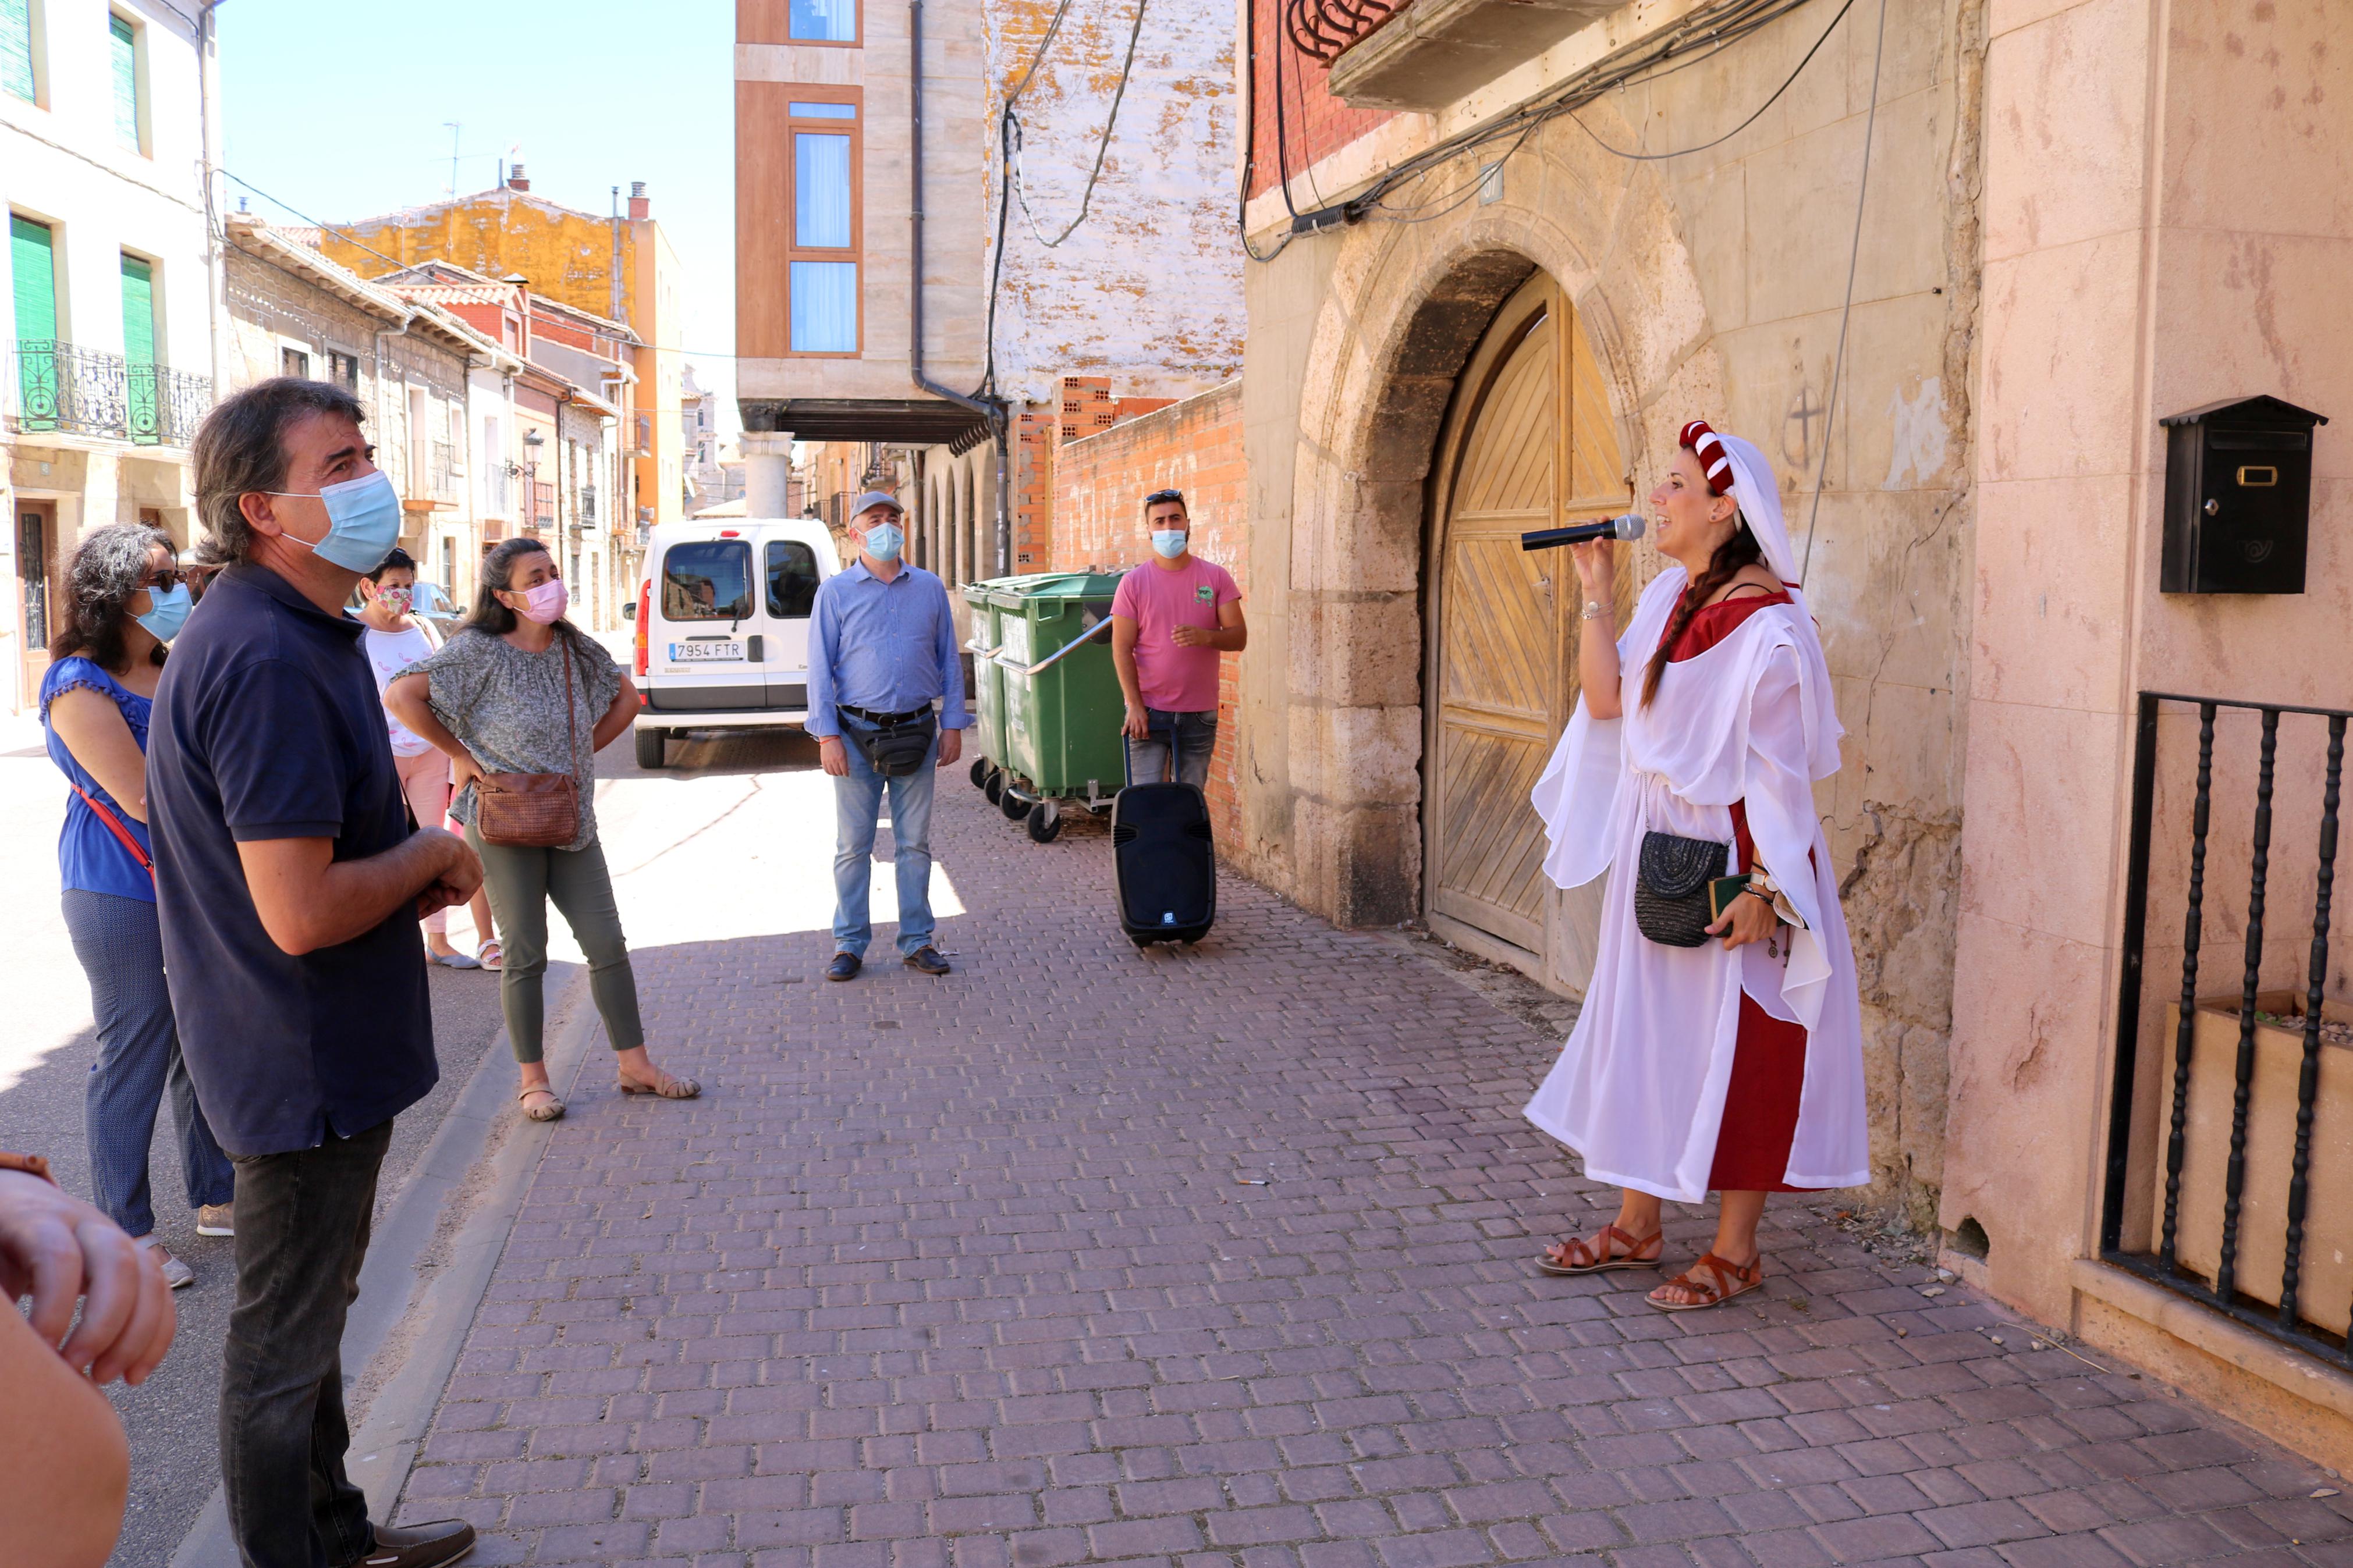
[1111,724,1215,945]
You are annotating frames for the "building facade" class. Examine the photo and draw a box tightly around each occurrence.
[315,171,688,596]
[2,0,216,710]
[1163,0,2353,1467]
[734,0,1242,596]
[220,216,526,617]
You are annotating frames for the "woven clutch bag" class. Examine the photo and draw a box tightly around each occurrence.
[1634,830,1731,947]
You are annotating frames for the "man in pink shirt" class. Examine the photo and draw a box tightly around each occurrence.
[1110,488,1246,790]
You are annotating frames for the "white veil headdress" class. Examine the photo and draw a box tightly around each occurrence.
[1706,428,1845,781]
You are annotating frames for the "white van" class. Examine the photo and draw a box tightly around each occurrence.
[628,517,840,768]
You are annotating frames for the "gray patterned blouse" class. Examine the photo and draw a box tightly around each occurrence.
[403,628,623,853]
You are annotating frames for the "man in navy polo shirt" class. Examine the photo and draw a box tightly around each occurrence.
[148,379,484,1568]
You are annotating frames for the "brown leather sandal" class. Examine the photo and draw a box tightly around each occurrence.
[1536,1224,1664,1277]
[617,1068,701,1100]
[517,1086,565,1122]
[1647,1251,1764,1311]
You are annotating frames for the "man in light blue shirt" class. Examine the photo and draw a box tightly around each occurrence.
[807,491,968,980]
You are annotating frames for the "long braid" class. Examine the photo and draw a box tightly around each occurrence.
[1639,520,1763,707]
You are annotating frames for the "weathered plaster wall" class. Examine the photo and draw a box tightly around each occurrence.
[1950,0,2353,1449]
[1241,0,1985,1218]
[985,0,1244,402]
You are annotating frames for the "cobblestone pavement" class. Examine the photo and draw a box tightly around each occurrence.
[398,749,2351,1568]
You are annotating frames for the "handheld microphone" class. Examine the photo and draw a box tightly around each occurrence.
[1520,513,1646,552]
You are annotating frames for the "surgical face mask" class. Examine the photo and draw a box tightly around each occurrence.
[370,584,413,617]
[862,521,904,562]
[133,582,192,643]
[509,578,569,625]
[1151,529,1190,560]
[265,470,403,574]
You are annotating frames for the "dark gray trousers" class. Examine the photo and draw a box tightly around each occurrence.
[218,1119,391,1568]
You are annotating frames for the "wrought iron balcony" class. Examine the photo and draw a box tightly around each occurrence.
[1322,0,1621,109]
[531,480,555,527]
[9,342,212,445]
[128,364,212,446]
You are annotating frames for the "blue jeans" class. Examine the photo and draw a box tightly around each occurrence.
[1126,709,1217,790]
[831,716,939,958]
[62,888,235,1236]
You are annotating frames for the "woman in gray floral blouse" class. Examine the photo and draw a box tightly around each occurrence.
[385,539,698,1121]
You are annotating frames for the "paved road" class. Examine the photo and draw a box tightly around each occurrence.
[374,731,2351,1568]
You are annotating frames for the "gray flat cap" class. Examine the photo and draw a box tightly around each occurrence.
[849,490,904,518]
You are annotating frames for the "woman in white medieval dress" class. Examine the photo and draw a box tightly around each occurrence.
[1524,419,1868,1310]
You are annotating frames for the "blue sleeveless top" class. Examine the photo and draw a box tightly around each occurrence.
[41,656,157,902]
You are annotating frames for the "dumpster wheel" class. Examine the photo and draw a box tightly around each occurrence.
[1000,785,1030,822]
[1025,801,1062,844]
[984,769,1005,805]
[969,757,989,790]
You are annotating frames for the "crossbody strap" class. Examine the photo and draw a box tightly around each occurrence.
[70,781,155,880]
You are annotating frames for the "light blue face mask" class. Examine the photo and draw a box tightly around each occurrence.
[863,521,905,561]
[265,470,403,574]
[133,582,191,643]
[1151,529,1190,559]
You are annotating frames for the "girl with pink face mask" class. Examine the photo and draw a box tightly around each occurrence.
[384,539,698,1122]
[359,548,501,971]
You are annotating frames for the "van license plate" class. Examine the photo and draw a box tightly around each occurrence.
[670,641,744,663]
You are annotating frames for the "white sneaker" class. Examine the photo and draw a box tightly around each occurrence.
[137,1236,194,1289]
[196,1203,234,1237]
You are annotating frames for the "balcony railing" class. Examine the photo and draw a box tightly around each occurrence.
[127,365,212,446]
[530,481,555,528]
[2103,691,2351,1366]
[406,442,459,507]
[9,342,211,445]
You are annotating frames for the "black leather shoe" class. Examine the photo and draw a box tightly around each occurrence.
[826,951,862,982]
[354,1519,477,1568]
[903,946,952,975]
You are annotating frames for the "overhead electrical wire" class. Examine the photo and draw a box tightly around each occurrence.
[1012,0,1151,249]
[1241,0,1836,250]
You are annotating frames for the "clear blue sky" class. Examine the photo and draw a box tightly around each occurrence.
[216,0,736,428]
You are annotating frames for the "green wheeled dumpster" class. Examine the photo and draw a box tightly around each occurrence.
[961,579,1008,797]
[982,571,1127,842]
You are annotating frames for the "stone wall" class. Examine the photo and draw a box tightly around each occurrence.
[1235,0,1988,1222]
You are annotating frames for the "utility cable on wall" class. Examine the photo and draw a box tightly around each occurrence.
[1012,0,1151,249]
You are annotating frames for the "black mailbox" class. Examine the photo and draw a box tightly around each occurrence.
[2160,394,2328,594]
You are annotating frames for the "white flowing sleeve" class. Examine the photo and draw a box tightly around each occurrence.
[1531,697,1623,890]
[1738,642,1836,1029]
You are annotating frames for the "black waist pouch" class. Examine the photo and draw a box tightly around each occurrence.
[851,710,937,777]
[1634,830,1731,947]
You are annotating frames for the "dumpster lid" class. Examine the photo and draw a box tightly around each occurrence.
[984,570,1124,605]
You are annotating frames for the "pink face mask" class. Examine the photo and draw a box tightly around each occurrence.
[513,578,569,625]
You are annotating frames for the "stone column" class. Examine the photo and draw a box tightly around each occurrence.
[741,431,794,518]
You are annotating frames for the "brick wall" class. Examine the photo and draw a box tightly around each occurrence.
[1049,379,1247,847]
[1247,3,1393,199]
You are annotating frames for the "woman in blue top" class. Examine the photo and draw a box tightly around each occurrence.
[42,524,235,1291]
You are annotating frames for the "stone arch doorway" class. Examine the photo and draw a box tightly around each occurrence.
[1422,271,1631,986]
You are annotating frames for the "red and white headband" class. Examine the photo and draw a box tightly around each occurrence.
[1678,419,1735,496]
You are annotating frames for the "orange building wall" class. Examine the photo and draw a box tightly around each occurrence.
[320,192,641,329]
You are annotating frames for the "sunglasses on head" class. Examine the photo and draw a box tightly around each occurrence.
[1144,489,1186,509]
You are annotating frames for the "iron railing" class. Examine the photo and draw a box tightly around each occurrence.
[2103,691,2350,1363]
[126,364,211,446]
[10,343,212,443]
[530,481,555,528]
[1284,0,1399,62]
[12,341,130,436]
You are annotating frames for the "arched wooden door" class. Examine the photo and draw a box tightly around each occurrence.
[1425,272,1630,986]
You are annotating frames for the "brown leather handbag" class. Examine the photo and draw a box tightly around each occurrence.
[472,635,582,848]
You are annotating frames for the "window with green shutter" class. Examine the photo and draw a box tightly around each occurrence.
[10,214,56,344]
[1,0,33,104]
[123,254,158,439]
[109,12,138,150]
[12,215,58,430]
